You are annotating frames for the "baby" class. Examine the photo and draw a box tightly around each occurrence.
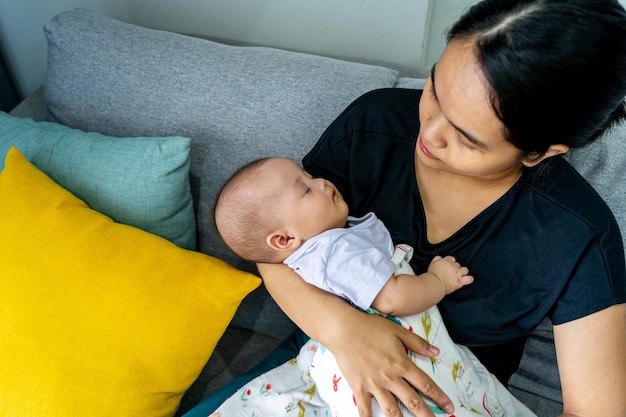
[213,157,536,417]
[215,157,472,316]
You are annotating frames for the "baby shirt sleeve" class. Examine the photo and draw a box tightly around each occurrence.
[325,232,396,309]
[285,218,396,310]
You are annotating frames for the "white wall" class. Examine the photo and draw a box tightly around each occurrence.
[0,0,431,99]
[421,0,479,69]
[0,0,133,99]
[127,0,429,75]
[2,0,625,100]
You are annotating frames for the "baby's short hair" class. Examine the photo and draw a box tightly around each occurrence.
[215,158,283,263]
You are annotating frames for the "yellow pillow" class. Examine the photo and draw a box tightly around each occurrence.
[0,147,261,416]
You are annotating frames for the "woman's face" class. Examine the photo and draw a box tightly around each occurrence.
[417,40,529,179]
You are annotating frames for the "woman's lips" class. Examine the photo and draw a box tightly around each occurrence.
[418,137,436,159]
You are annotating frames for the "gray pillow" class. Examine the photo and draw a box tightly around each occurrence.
[565,120,626,251]
[44,8,400,273]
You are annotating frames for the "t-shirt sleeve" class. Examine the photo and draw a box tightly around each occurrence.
[549,222,626,325]
[323,232,396,310]
[288,232,395,310]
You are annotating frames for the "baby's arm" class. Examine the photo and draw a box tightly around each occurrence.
[372,255,473,316]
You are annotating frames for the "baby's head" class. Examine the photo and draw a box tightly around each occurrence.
[215,157,349,264]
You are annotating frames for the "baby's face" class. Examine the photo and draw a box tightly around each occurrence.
[263,158,349,240]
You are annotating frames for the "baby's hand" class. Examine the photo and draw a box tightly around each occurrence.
[428,255,473,294]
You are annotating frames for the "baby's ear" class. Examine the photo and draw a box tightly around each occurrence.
[267,231,301,252]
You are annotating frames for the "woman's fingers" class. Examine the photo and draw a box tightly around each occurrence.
[369,388,403,417]
[352,387,374,417]
[332,313,453,417]
[350,370,425,417]
[397,329,454,416]
[354,373,452,417]
[398,372,454,416]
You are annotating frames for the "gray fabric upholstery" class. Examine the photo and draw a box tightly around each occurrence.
[508,387,563,417]
[565,120,626,245]
[509,319,562,414]
[44,8,399,337]
[396,77,426,90]
[43,10,401,264]
[10,86,46,121]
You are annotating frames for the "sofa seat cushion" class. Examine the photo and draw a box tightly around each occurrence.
[0,147,260,417]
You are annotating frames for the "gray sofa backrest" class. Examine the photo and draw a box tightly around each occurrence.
[43,8,401,274]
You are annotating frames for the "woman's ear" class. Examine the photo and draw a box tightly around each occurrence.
[266,230,302,252]
[522,144,570,167]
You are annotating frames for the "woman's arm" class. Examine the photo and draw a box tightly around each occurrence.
[258,262,455,417]
[554,303,626,417]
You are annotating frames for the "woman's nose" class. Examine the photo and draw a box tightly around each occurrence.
[422,115,450,149]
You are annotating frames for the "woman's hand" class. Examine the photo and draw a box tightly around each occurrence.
[330,311,455,417]
[258,262,454,417]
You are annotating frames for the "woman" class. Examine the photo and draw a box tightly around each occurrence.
[211,0,626,416]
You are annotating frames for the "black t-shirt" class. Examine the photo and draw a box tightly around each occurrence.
[303,88,626,383]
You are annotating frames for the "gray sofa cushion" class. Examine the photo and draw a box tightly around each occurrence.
[44,8,400,337]
[565,120,626,244]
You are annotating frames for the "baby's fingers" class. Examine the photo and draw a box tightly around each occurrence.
[461,274,474,285]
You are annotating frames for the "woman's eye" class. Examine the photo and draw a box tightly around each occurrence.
[456,136,475,150]
[429,83,438,103]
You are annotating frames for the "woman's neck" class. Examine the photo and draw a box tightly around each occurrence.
[415,157,524,244]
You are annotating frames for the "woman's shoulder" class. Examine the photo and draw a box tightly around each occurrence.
[521,156,619,235]
[346,87,422,109]
[310,88,421,145]
[340,88,422,128]
[303,88,420,181]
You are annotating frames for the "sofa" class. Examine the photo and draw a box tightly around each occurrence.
[2,8,625,417]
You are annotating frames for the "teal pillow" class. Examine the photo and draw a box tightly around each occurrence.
[0,111,196,249]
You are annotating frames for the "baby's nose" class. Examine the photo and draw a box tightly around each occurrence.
[315,177,328,189]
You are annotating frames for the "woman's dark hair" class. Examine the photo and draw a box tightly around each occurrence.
[448,0,626,155]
